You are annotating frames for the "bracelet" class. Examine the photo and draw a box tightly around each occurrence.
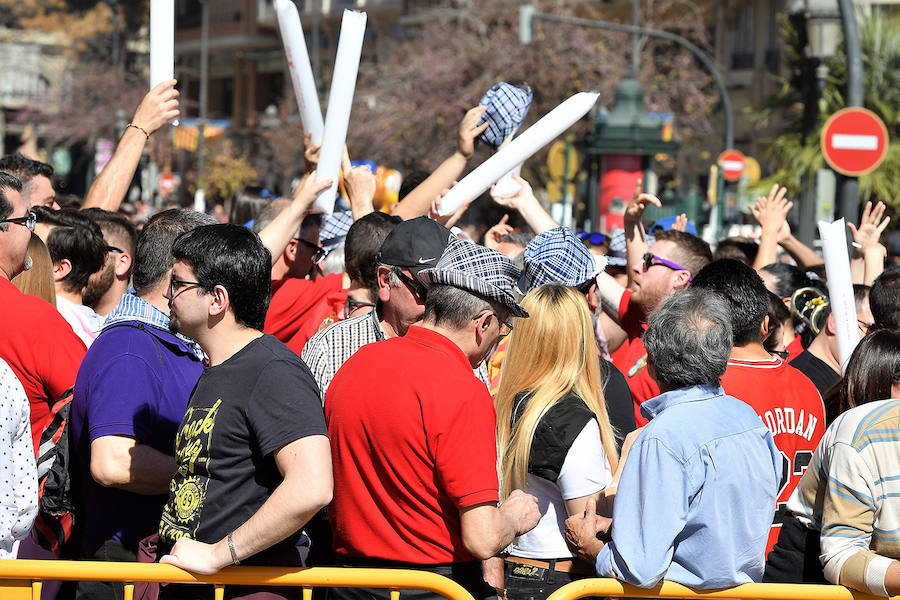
[126,123,150,139]
[227,531,240,565]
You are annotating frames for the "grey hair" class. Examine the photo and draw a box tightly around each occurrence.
[321,242,345,276]
[644,288,734,388]
[425,284,494,329]
[378,263,403,287]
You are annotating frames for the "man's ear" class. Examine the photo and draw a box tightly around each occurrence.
[115,253,132,279]
[283,239,298,265]
[760,314,770,339]
[585,283,599,313]
[826,313,836,335]
[376,267,392,303]
[52,259,72,283]
[208,284,230,317]
[673,270,692,290]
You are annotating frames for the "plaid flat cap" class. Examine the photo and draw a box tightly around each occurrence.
[478,82,533,148]
[418,237,529,318]
[321,211,354,252]
[520,227,599,292]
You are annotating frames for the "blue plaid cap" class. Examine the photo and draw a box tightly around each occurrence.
[521,227,599,292]
[419,238,529,318]
[320,210,354,252]
[478,82,533,148]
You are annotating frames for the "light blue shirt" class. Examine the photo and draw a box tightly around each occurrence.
[595,384,782,589]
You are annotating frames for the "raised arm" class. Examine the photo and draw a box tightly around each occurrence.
[623,179,659,289]
[257,171,332,266]
[393,105,488,220]
[82,80,180,211]
[848,201,890,286]
[749,184,793,270]
[490,174,559,235]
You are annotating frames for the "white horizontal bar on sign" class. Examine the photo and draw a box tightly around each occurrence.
[721,160,744,171]
[831,134,878,150]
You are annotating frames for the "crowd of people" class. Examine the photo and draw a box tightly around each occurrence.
[0,81,898,600]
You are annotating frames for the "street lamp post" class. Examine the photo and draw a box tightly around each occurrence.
[789,0,841,245]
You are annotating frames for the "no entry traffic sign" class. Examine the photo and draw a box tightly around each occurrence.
[821,108,889,177]
[717,149,746,182]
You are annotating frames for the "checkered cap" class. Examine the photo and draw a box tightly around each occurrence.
[478,82,533,148]
[419,237,529,318]
[607,229,627,267]
[320,211,353,252]
[520,227,599,292]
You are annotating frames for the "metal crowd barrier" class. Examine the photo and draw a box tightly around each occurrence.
[546,577,891,600]
[0,561,476,600]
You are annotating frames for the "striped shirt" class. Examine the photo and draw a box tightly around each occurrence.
[103,293,205,360]
[786,398,900,596]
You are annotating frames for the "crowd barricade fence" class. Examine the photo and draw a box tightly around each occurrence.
[546,577,891,600]
[0,561,476,600]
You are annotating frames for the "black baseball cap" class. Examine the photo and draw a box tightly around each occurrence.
[376,217,452,275]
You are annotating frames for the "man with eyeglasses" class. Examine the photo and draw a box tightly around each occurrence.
[0,171,86,456]
[325,237,540,600]
[594,185,712,426]
[69,209,214,599]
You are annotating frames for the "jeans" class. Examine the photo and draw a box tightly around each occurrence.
[331,556,497,600]
[503,559,588,600]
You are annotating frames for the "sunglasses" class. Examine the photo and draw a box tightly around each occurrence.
[0,211,36,232]
[396,270,428,303]
[294,236,327,264]
[642,252,693,281]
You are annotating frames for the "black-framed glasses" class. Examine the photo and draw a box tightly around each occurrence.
[473,310,514,337]
[294,236,327,264]
[168,273,204,298]
[642,252,693,282]
[772,349,790,360]
[344,297,376,317]
[0,211,36,232]
[107,245,125,254]
[858,319,875,334]
[396,270,428,303]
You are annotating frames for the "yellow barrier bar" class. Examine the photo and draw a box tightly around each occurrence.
[546,577,891,600]
[0,562,475,600]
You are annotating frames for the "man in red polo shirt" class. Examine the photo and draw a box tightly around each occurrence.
[691,259,825,556]
[325,238,539,600]
[0,171,85,452]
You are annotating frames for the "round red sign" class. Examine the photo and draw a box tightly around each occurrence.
[717,149,746,182]
[821,108,889,177]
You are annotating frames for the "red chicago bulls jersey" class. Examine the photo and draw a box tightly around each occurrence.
[720,356,825,557]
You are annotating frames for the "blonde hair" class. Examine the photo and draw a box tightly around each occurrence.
[496,284,618,499]
[12,233,56,307]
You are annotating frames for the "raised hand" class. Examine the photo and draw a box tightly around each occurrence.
[484,214,514,250]
[303,132,322,173]
[623,178,662,228]
[132,79,180,135]
[429,184,471,229]
[749,184,793,235]
[848,200,890,249]
[341,150,376,218]
[457,105,489,160]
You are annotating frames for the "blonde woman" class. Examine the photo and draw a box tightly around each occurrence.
[496,284,619,600]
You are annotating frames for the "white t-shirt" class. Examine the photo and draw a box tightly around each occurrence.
[510,420,612,559]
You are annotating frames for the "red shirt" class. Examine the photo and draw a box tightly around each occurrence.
[325,326,500,564]
[720,356,825,556]
[263,274,347,355]
[0,278,86,452]
[785,334,804,361]
[610,290,658,426]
